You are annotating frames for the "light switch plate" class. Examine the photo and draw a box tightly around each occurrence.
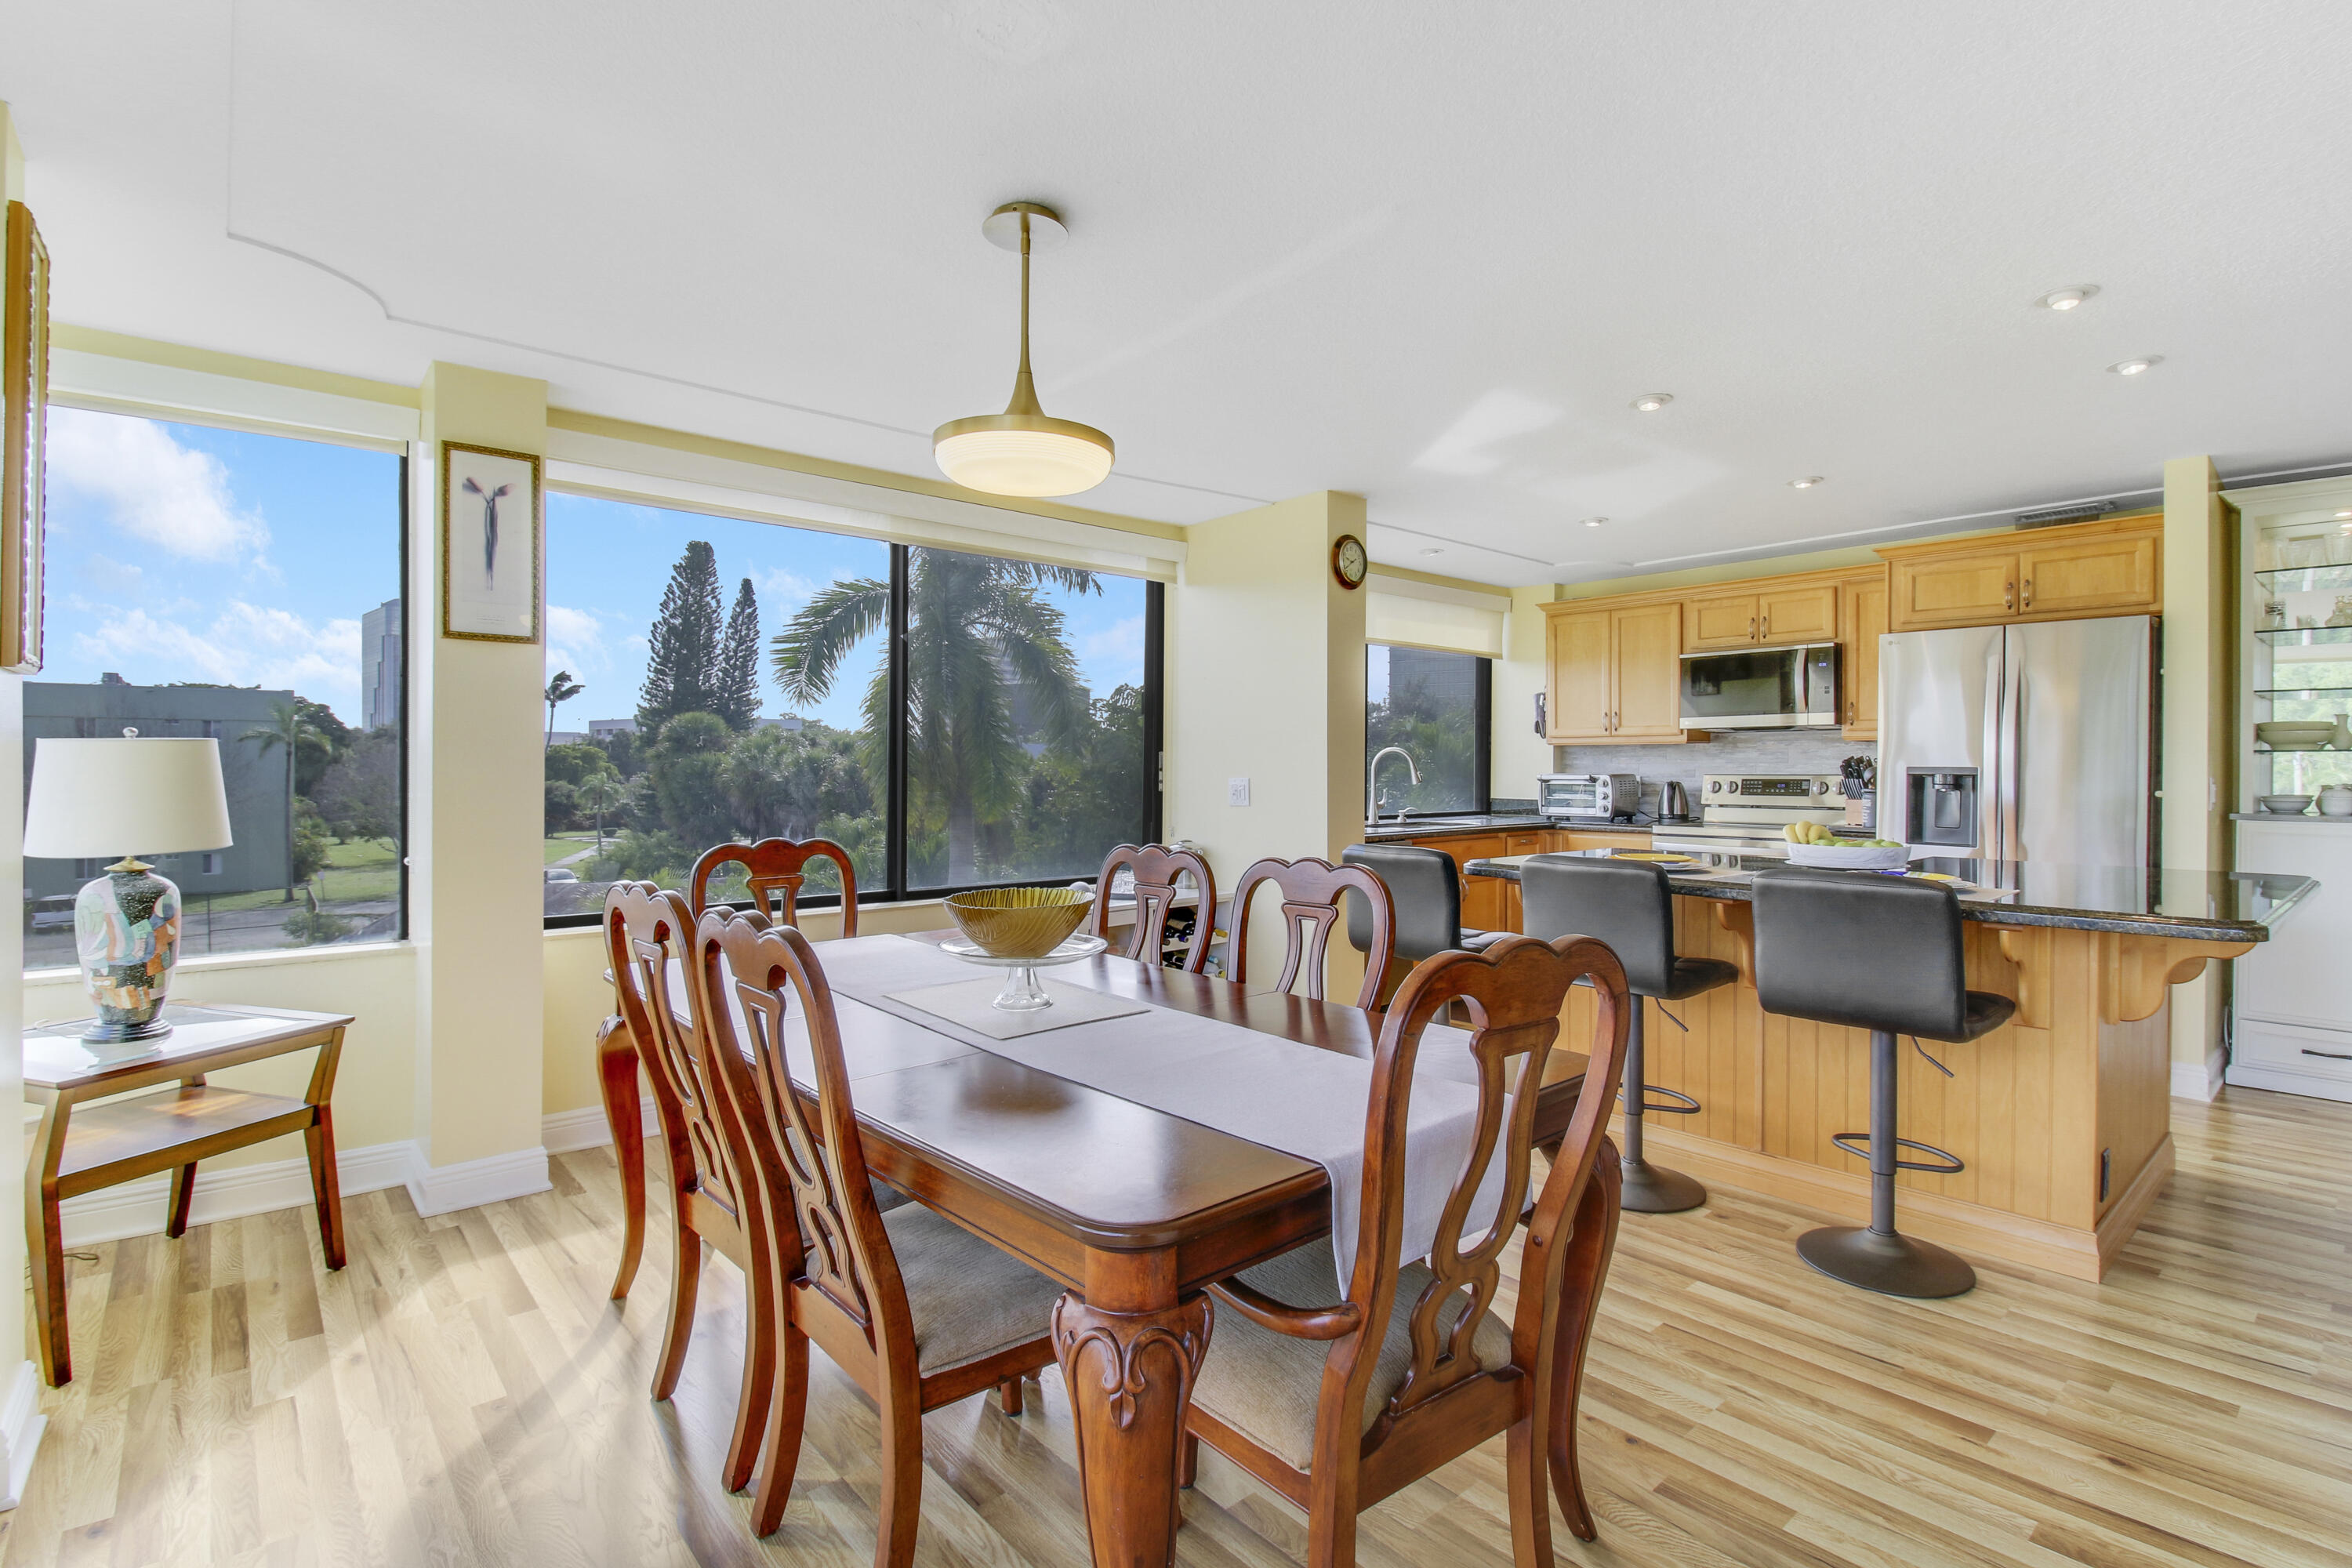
[1228,777,1250,807]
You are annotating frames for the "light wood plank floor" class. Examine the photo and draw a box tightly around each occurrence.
[3,1087,2346,1568]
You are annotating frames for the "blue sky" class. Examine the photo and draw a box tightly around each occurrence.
[38,407,1147,734]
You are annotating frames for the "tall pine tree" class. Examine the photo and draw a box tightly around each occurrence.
[714,577,763,731]
[637,540,724,735]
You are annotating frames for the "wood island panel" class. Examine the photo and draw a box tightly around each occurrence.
[1537,891,2211,1280]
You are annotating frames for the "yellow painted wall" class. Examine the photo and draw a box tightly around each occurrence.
[413,365,550,1171]
[1492,584,1561,793]
[1,100,30,1398]
[2162,456,2236,1068]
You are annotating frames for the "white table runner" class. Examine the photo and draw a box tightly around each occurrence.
[808,934,1513,1288]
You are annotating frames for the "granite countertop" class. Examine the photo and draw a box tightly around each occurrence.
[1359,814,1652,841]
[1461,849,2313,941]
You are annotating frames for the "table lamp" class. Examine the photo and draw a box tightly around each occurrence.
[23,732,234,1044]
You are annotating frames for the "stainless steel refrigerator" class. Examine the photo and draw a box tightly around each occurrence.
[1876,615,2154,866]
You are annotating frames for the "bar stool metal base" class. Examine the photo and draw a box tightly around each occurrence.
[1796,1224,1976,1298]
[1619,1156,1707,1214]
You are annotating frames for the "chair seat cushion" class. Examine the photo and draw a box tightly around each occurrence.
[882,1203,1062,1377]
[1959,989,2016,1042]
[1192,1243,1513,1472]
[1655,955,1740,1002]
[1459,928,1510,953]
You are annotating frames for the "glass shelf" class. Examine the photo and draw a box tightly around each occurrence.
[2255,563,2352,592]
[2255,624,2352,646]
[2253,686,2352,699]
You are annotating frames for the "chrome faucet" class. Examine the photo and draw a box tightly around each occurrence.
[1368,746,1421,826]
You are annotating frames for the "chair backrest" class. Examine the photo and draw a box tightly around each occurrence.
[1518,854,1678,997]
[688,837,860,935]
[1317,935,1630,1464]
[695,906,913,1358]
[604,882,752,1230]
[1751,867,1971,1039]
[1340,844,1463,961]
[1090,843,1216,973]
[1225,856,1394,1011]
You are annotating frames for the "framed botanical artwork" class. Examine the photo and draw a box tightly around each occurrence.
[440,440,542,642]
[2,200,49,673]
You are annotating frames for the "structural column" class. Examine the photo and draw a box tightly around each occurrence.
[1168,491,1368,989]
[408,362,552,1211]
[2161,455,2233,1093]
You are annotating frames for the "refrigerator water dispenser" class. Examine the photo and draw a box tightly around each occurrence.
[1907,769,1980,849]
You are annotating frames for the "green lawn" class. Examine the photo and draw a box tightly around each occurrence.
[183,837,402,913]
[546,833,603,866]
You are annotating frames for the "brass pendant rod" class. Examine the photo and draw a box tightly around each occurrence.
[1004,210,1044,418]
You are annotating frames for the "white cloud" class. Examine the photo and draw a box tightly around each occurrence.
[1079,615,1145,683]
[545,604,609,681]
[753,567,821,616]
[68,601,361,717]
[45,408,270,561]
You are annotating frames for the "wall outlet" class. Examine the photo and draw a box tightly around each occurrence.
[1228,777,1251,807]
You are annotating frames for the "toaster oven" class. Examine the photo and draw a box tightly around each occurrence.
[1536,773,1641,822]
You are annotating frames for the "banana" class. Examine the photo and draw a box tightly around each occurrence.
[1782,823,1802,844]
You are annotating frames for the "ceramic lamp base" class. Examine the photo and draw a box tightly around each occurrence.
[74,858,183,1044]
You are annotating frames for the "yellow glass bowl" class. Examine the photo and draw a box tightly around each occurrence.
[942,886,1094,959]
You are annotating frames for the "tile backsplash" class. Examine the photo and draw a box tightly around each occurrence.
[1547,731,1874,819]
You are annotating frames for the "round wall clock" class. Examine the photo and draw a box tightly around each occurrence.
[1332,533,1369,590]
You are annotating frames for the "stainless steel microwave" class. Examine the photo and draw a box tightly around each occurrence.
[1679,641,1839,731]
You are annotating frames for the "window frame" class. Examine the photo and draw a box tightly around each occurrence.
[1364,643,1493,822]
[24,395,412,963]
[540,528,1166,927]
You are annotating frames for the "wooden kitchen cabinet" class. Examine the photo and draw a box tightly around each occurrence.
[1543,601,1690,743]
[1403,833,1508,933]
[1756,582,1838,644]
[1838,570,1889,739]
[1882,514,2161,632]
[2017,531,2158,617]
[1684,593,1762,650]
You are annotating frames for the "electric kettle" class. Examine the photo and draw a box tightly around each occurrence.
[1661,780,1693,822]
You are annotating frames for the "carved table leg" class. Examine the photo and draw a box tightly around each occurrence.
[27,1101,71,1387]
[597,1015,648,1299]
[1052,1257,1213,1568]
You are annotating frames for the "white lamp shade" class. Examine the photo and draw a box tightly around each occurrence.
[24,737,234,859]
[933,415,1115,498]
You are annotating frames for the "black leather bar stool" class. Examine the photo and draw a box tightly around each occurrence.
[1519,855,1737,1213]
[1339,844,1505,1007]
[1750,867,2015,1298]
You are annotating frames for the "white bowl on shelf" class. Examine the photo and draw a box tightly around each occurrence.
[1784,842,1912,870]
[2258,794,2315,815]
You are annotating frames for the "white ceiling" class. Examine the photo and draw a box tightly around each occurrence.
[8,1,2352,586]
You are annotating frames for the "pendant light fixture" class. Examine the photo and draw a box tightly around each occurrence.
[933,201,1116,498]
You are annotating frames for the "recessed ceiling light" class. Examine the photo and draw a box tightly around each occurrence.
[1788,476,1824,489]
[1417,547,1445,556]
[1630,393,1673,412]
[2034,285,2099,310]
[2333,510,2351,519]
[2107,357,2161,376]
[1581,516,1608,528]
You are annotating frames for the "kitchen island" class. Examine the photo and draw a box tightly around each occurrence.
[1467,851,2315,1279]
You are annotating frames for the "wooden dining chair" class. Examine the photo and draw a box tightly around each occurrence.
[1225,855,1396,1011]
[604,881,780,1497]
[688,836,861,933]
[1181,933,1632,1567]
[697,908,1064,1548]
[1091,842,1217,972]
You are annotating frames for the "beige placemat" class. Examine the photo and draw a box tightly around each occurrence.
[883,975,1150,1040]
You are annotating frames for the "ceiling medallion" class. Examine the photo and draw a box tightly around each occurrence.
[933,201,1116,498]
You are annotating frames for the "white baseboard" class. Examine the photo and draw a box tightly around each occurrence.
[0,1360,44,1511]
[2170,1048,2226,1102]
[55,1102,653,1247]
[540,1096,658,1154]
[405,1145,551,1218]
[57,1139,415,1248]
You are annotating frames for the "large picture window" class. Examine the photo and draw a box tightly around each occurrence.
[1366,644,1490,818]
[24,408,406,970]
[543,496,1159,920]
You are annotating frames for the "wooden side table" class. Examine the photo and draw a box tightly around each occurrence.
[23,1002,353,1386]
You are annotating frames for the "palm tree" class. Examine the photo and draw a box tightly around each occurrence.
[241,699,325,902]
[773,550,1094,883]
[575,772,626,851]
[545,670,584,747]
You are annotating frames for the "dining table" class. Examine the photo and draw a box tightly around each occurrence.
[599,926,1607,1568]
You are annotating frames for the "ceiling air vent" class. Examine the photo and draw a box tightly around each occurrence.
[2015,501,2116,528]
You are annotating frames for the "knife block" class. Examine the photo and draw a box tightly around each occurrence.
[1843,796,1875,831]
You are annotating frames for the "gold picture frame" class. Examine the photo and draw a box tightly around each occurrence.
[2,200,49,673]
[439,439,542,643]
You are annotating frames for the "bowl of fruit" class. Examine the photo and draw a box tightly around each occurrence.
[1780,822,1912,869]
